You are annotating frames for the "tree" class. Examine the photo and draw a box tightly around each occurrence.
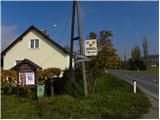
[87,30,120,70]
[86,30,120,94]
[131,46,141,61]
[130,46,146,70]
[143,37,148,67]
[88,32,97,39]
[97,30,120,69]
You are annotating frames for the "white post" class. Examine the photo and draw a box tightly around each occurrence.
[133,80,136,93]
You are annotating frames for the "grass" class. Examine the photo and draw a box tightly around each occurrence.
[146,67,159,74]
[1,73,151,119]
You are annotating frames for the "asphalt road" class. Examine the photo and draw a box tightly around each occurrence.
[107,69,159,100]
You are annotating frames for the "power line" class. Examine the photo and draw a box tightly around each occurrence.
[48,5,72,47]
[58,6,72,46]
[40,6,72,65]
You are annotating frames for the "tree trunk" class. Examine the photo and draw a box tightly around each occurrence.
[92,70,96,95]
[51,79,54,96]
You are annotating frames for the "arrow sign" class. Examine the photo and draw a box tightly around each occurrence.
[74,54,88,59]
[74,58,91,64]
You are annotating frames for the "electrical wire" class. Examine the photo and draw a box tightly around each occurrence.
[40,6,72,66]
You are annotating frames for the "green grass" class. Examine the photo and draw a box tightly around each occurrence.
[146,67,159,74]
[1,73,151,119]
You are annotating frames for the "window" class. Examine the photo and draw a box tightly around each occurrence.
[35,39,39,48]
[29,39,39,48]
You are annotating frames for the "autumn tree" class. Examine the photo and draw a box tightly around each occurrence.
[86,30,120,70]
[85,30,120,94]
[88,32,97,39]
[97,30,120,69]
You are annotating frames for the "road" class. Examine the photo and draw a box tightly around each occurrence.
[107,69,159,100]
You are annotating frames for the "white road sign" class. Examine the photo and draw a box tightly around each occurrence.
[85,39,97,56]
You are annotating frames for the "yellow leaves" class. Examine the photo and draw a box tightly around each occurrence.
[37,68,62,79]
[37,68,62,84]
[1,70,17,88]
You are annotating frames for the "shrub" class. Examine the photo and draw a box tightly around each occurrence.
[61,68,84,96]
[37,68,62,96]
[1,70,17,94]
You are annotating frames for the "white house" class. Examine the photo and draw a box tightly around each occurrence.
[1,25,70,70]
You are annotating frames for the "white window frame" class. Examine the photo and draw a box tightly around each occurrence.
[29,39,39,49]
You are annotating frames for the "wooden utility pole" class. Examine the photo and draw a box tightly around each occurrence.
[76,1,88,97]
[69,1,76,72]
[69,1,88,97]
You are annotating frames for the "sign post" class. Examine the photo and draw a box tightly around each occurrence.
[85,39,97,56]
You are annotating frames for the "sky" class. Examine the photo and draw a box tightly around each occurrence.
[1,1,159,60]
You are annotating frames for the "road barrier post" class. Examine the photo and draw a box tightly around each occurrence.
[133,80,136,93]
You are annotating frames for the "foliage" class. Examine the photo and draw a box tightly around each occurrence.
[131,46,141,61]
[1,70,17,94]
[87,30,120,70]
[19,86,36,98]
[37,68,62,79]
[143,37,148,67]
[37,67,62,84]
[1,68,62,96]
[88,32,97,39]
[61,68,84,96]
[128,46,146,70]
[122,58,146,70]
[1,73,151,119]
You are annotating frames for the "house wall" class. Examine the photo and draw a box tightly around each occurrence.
[3,29,69,70]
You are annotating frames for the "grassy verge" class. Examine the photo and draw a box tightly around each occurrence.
[146,67,159,74]
[1,73,151,119]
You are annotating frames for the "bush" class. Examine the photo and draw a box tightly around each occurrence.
[61,68,84,96]
[126,59,146,70]
[1,70,17,94]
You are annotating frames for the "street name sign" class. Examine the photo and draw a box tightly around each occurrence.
[85,39,97,56]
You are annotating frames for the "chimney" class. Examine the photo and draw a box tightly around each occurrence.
[40,28,49,37]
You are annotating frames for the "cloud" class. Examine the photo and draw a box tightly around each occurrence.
[1,25,18,51]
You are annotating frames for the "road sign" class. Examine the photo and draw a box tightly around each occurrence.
[75,54,88,59]
[74,58,91,63]
[85,39,97,56]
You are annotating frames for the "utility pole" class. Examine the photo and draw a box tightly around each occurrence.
[69,1,88,97]
[76,1,88,97]
[69,1,76,72]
